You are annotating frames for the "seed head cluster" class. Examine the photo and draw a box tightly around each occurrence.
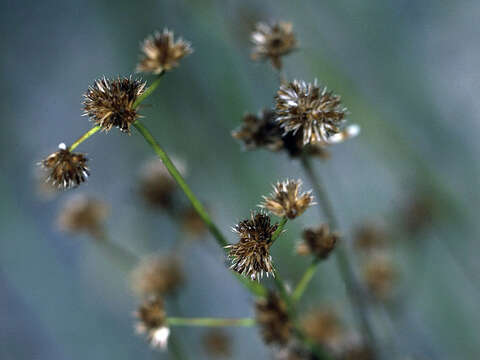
[251,21,296,70]
[203,329,232,358]
[137,29,192,74]
[41,143,89,190]
[261,179,314,219]
[83,77,146,133]
[226,212,278,281]
[363,256,396,301]
[297,225,338,260]
[135,298,170,349]
[139,158,180,209]
[301,308,343,349]
[255,292,292,345]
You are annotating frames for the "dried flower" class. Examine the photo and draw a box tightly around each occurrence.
[363,255,396,301]
[83,77,146,133]
[296,225,338,259]
[57,194,109,240]
[275,80,359,146]
[301,308,343,348]
[226,212,278,280]
[181,206,207,237]
[354,223,387,252]
[135,298,170,349]
[403,192,434,235]
[203,329,232,358]
[131,255,184,298]
[251,21,296,70]
[40,143,89,190]
[261,179,314,219]
[137,29,193,74]
[255,292,292,345]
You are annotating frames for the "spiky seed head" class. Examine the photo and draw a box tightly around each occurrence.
[363,255,396,301]
[301,307,343,349]
[131,255,184,298]
[297,224,338,259]
[135,298,170,350]
[137,29,193,74]
[83,77,146,133]
[226,212,278,281]
[40,143,89,190]
[251,21,296,70]
[202,329,232,358]
[261,179,314,219]
[57,194,109,240]
[255,292,292,345]
[275,80,355,146]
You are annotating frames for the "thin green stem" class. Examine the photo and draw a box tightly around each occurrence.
[271,217,287,243]
[69,125,101,151]
[292,259,319,302]
[133,73,164,109]
[167,317,255,327]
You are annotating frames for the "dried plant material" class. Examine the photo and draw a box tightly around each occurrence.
[57,194,108,240]
[255,292,292,345]
[203,329,232,358]
[226,212,278,281]
[403,192,434,235]
[261,179,314,219]
[83,77,146,133]
[181,206,207,237]
[135,298,170,350]
[251,21,296,70]
[40,143,89,190]
[363,255,396,301]
[297,225,338,259]
[137,29,192,74]
[301,308,343,348]
[354,223,387,252]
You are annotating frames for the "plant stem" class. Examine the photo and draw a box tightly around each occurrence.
[271,217,287,243]
[167,317,255,327]
[299,155,379,355]
[69,125,101,151]
[133,73,164,109]
[292,259,319,302]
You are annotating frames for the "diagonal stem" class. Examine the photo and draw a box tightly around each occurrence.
[167,317,255,327]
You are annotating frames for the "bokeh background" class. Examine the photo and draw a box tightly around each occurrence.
[1,0,479,359]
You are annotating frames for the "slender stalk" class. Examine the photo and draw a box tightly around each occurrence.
[271,217,287,243]
[133,73,164,109]
[292,259,319,302]
[69,125,101,151]
[167,317,255,327]
[299,155,379,355]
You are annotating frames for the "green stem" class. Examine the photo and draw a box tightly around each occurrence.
[292,259,319,302]
[271,217,287,243]
[133,74,164,109]
[69,125,101,151]
[167,317,255,327]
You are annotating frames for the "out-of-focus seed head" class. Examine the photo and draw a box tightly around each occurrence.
[251,21,296,70]
[57,194,109,240]
[83,77,146,133]
[40,143,90,190]
[354,223,387,252]
[402,192,434,235]
[135,298,170,350]
[137,29,193,74]
[181,206,207,237]
[301,308,343,349]
[255,291,292,345]
[275,346,319,360]
[334,335,375,360]
[363,255,396,301]
[202,329,232,358]
[261,179,314,219]
[296,225,338,260]
[275,80,358,146]
[226,212,278,281]
[131,255,184,298]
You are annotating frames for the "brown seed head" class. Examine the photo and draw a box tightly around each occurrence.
[83,77,146,133]
[40,143,90,190]
[297,225,338,260]
[301,308,343,348]
[275,80,350,146]
[137,29,193,74]
[131,255,184,298]
[203,329,232,358]
[226,212,278,280]
[354,223,387,252]
[363,255,396,301]
[181,206,207,237]
[261,179,314,219]
[251,21,296,70]
[135,297,170,349]
[57,194,109,240]
[255,291,292,345]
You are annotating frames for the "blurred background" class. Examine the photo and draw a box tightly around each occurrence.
[1,0,479,359]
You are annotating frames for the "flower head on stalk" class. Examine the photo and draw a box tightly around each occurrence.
[296,224,338,260]
[83,77,146,133]
[135,298,170,350]
[251,21,296,70]
[40,143,89,190]
[275,80,360,146]
[261,179,314,219]
[226,212,278,281]
[137,29,193,74]
[255,291,292,345]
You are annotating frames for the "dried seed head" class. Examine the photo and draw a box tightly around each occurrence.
[261,179,314,219]
[131,255,184,298]
[83,77,146,133]
[275,80,359,146]
[135,298,170,349]
[255,292,292,345]
[203,329,232,358]
[251,21,296,70]
[57,194,109,240]
[301,308,343,349]
[363,255,396,301]
[40,143,89,190]
[354,223,387,252]
[181,206,207,237]
[137,29,193,74]
[226,212,278,281]
[403,192,434,235]
[297,225,338,260]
